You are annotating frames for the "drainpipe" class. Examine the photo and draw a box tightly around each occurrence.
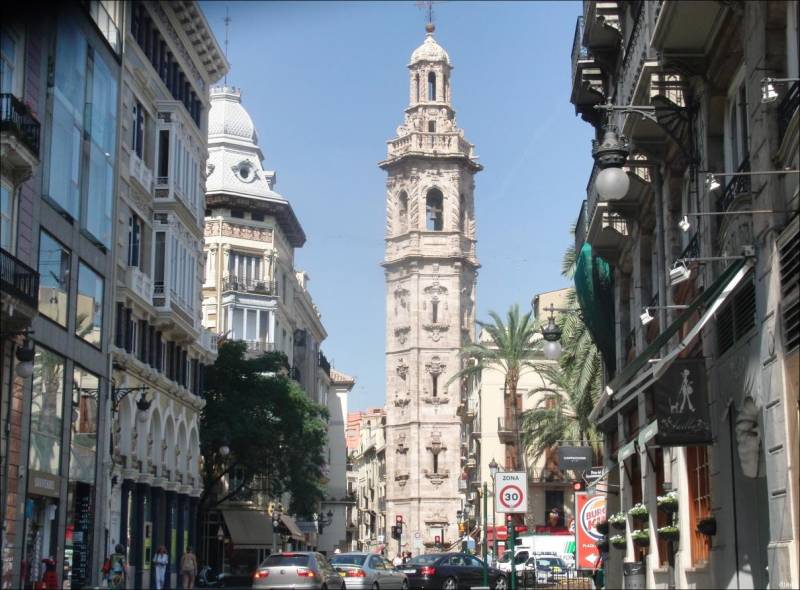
[653,167,668,329]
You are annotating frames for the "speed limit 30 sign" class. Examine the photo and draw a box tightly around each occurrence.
[495,471,528,513]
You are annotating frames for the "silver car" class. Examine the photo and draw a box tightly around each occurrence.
[252,552,346,589]
[330,552,409,589]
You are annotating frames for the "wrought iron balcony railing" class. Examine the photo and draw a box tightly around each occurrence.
[717,158,750,213]
[0,247,39,308]
[222,277,277,295]
[0,93,41,157]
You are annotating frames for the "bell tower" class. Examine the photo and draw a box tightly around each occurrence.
[380,23,481,551]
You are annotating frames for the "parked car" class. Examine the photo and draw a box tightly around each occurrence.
[252,552,345,589]
[329,552,408,589]
[399,553,507,590]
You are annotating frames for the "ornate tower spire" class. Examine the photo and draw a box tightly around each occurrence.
[380,27,480,552]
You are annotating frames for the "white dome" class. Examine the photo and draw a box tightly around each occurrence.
[208,86,258,145]
[410,33,450,65]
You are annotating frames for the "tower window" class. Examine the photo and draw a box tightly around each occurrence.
[428,120,436,132]
[459,194,466,232]
[426,189,444,231]
[432,452,439,474]
[398,191,408,232]
[415,74,420,103]
[428,71,436,101]
[432,300,438,323]
[432,373,438,397]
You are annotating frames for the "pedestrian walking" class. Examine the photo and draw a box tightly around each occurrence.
[392,553,403,568]
[106,544,128,590]
[180,546,198,590]
[153,545,169,590]
[592,553,605,590]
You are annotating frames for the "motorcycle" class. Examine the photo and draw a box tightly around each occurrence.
[196,565,230,588]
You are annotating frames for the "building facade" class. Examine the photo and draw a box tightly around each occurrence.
[571,1,798,588]
[110,3,226,589]
[380,23,481,553]
[348,409,387,554]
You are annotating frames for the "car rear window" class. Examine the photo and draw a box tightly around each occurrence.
[261,554,310,567]
[330,555,367,566]
[407,555,441,566]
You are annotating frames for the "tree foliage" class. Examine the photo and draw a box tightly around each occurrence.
[199,341,329,516]
[520,242,603,463]
[448,304,541,470]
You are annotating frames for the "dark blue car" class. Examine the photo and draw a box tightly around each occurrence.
[399,553,507,590]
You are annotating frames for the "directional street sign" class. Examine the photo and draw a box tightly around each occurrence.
[495,471,528,514]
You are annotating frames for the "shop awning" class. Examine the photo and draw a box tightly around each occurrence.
[591,257,752,422]
[279,514,305,541]
[220,509,274,549]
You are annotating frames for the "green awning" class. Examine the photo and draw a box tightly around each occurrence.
[604,257,749,397]
[574,242,616,374]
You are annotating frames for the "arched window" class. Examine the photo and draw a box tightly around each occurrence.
[428,71,436,101]
[398,191,408,232]
[459,194,466,232]
[431,300,439,323]
[426,189,444,231]
[443,73,448,102]
[415,74,420,103]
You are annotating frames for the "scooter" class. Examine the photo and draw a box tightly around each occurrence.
[196,565,230,588]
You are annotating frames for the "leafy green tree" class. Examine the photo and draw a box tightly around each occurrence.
[520,242,603,463]
[448,304,540,470]
[199,341,329,517]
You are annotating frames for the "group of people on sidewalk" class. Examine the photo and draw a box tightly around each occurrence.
[103,544,198,589]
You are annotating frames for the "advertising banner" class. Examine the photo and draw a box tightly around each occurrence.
[654,358,712,445]
[575,492,606,569]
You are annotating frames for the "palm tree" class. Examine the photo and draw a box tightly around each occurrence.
[448,304,541,470]
[520,241,603,465]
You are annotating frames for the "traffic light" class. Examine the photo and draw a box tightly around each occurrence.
[434,535,441,545]
[458,522,466,535]
[391,525,399,539]
[573,481,586,492]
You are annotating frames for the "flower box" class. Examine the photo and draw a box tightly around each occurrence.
[628,503,649,522]
[608,512,627,531]
[657,491,679,513]
[631,529,650,547]
[697,516,716,536]
[657,526,680,541]
[610,535,627,549]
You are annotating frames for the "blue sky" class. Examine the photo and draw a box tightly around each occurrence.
[199,1,595,411]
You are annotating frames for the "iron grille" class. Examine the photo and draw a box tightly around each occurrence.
[778,216,799,353]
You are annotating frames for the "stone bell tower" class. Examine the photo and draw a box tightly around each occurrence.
[380,23,481,552]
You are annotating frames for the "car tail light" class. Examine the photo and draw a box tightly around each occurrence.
[253,570,269,579]
[297,568,316,577]
[346,569,367,577]
[419,566,436,576]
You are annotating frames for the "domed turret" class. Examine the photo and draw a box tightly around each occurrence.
[409,25,450,66]
[208,86,259,147]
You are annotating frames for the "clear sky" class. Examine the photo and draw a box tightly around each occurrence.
[199,0,595,411]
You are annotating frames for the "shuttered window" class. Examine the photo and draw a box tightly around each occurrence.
[717,273,756,355]
[778,217,799,354]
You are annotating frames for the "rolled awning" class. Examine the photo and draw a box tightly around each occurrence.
[220,509,274,549]
[280,514,305,541]
[591,257,752,422]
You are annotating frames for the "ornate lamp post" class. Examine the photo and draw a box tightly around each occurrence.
[489,458,499,561]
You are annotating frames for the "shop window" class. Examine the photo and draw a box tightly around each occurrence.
[38,231,70,327]
[29,346,66,475]
[687,446,711,564]
[76,261,104,347]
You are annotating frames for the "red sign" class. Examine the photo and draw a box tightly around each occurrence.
[575,493,606,569]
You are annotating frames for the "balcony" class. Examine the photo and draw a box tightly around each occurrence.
[153,281,198,335]
[222,277,277,296]
[717,159,750,213]
[497,417,517,444]
[244,340,275,354]
[128,152,153,194]
[570,17,605,125]
[777,81,799,166]
[0,247,39,326]
[582,1,621,52]
[0,93,40,182]
[584,166,630,262]
[651,0,726,59]
[124,266,153,305]
[385,131,475,161]
[200,330,219,356]
[385,232,478,266]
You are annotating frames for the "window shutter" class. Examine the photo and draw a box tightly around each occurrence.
[778,216,799,354]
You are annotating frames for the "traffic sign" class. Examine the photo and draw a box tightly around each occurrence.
[495,471,528,514]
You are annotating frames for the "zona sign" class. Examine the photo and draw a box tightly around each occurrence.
[495,471,528,514]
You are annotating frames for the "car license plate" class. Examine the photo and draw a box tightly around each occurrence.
[403,569,416,574]
[339,572,346,577]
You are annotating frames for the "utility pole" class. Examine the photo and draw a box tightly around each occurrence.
[482,482,488,586]
[508,515,516,590]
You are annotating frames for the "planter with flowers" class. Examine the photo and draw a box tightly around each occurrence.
[610,534,627,549]
[628,503,650,525]
[631,529,650,547]
[608,512,627,531]
[657,491,679,514]
[697,516,717,536]
[657,525,680,542]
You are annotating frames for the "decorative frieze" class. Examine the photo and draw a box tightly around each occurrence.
[204,220,274,243]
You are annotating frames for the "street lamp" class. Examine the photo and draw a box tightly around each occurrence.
[314,509,334,534]
[271,502,285,554]
[592,127,631,201]
[489,458,499,562]
[15,338,35,378]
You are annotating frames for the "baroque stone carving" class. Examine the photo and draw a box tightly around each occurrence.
[423,323,449,341]
[213,221,274,243]
[394,326,411,345]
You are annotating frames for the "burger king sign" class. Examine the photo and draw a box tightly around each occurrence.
[576,493,607,569]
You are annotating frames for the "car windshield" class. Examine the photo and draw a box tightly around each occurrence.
[498,553,512,563]
[330,555,367,566]
[537,558,564,568]
[261,554,310,567]
[407,555,441,566]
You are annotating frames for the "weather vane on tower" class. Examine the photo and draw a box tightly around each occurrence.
[416,0,438,32]
[223,6,231,85]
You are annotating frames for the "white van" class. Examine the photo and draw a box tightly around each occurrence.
[496,535,575,573]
